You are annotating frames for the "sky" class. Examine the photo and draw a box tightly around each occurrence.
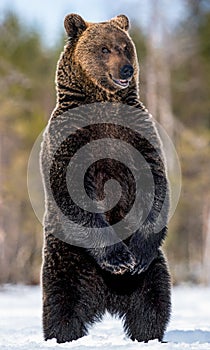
[0,0,187,46]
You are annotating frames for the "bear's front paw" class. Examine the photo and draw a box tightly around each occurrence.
[131,251,158,275]
[99,242,136,275]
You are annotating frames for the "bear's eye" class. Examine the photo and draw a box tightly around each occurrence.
[102,47,110,54]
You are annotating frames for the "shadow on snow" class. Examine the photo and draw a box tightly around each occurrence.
[165,330,210,344]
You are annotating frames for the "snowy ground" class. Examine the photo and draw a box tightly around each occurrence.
[1,285,210,350]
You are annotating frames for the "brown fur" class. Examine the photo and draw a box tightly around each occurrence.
[52,14,145,118]
[41,14,171,344]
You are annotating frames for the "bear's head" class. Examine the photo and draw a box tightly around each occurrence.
[64,14,139,93]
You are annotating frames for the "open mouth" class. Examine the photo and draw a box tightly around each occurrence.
[110,75,130,89]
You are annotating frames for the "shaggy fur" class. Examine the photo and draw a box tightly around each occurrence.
[40,14,171,344]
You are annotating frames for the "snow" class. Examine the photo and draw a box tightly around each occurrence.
[1,285,210,349]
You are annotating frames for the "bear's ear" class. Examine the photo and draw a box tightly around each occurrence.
[110,15,130,31]
[64,14,87,39]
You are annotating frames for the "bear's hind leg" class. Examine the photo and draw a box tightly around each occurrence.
[123,250,171,343]
[42,245,106,343]
[43,286,90,343]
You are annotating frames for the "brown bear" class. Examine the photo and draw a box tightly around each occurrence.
[40,14,171,344]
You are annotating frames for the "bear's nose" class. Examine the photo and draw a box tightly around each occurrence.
[120,64,134,80]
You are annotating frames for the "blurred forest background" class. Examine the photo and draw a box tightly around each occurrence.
[0,0,210,285]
